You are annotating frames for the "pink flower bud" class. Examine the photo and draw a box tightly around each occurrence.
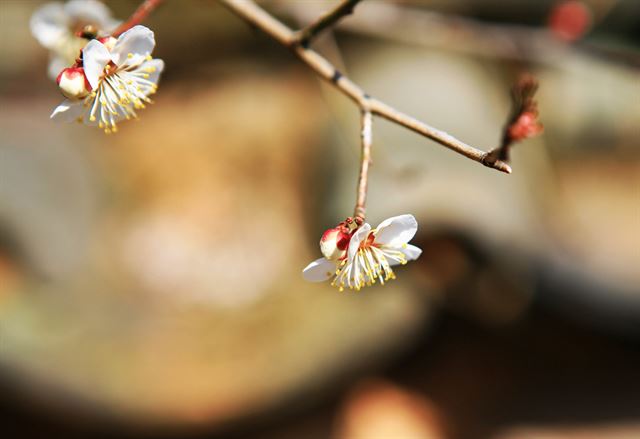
[320,226,351,261]
[548,1,592,42]
[508,111,543,142]
[56,67,91,100]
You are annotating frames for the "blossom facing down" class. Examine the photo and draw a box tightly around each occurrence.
[30,0,120,80]
[303,215,422,291]
[50,26,164,133]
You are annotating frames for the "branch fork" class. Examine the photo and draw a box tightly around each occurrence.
[218,0,516,221]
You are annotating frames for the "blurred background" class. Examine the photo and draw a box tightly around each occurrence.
[0,0,639,438]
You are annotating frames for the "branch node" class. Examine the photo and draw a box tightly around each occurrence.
[331,69,343,83]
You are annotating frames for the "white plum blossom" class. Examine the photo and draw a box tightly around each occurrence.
[30,0,121,80]
[303,214,422,291]
[50,25,164,133]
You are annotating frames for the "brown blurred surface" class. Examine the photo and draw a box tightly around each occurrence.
[2,303,640,439]
[1,0,639,438]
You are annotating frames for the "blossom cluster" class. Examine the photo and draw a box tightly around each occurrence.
[31,0,164,132]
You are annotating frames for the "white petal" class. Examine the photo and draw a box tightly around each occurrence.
[142,58,164,84]
[388,244,422,266]
[111,25,155,66]
[302,258,335,282]
[64,0,118,31]
[82,39,110,89]
[402,244,422,261]
[348,223,371,261]
[47,54,69,81]
[374,214,418,247]
[50,99,86,123]
[30,2,69,49]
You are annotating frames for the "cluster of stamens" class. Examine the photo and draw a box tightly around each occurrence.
[82,53,158,134]
[331,233,408,292]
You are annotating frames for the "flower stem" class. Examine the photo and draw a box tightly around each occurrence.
[112,0,164,38]
[354,109,373,221]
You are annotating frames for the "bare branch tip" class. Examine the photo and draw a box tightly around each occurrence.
[294,0,362,47]
[499,163,513,174]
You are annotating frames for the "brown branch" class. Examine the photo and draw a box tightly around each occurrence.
[293,0,362,47]
[354,108,373,220]
[111,0,164,38]
[368,99,511,173]
[219,0,511,175]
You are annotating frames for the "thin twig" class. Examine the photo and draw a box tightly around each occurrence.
[368,99,510,173]
[355,109,373,220]
[112,0,164,37]
[218,0,511,175]
[294,0,362,47]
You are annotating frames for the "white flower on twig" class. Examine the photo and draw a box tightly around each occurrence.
[303,214,422,291]
[50,25,164,133]
[30,0,121,80]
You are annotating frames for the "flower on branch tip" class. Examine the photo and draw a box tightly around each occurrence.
[50,25,165,134]
[303,215,422,292]
[30,0,121,80]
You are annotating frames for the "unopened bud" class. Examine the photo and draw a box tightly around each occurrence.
[548,0,592,42]
[56,67,91,100]
[508,111,543,142]
[320,227,351,261]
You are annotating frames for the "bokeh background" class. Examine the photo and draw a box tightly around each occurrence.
[0,0,639,438]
